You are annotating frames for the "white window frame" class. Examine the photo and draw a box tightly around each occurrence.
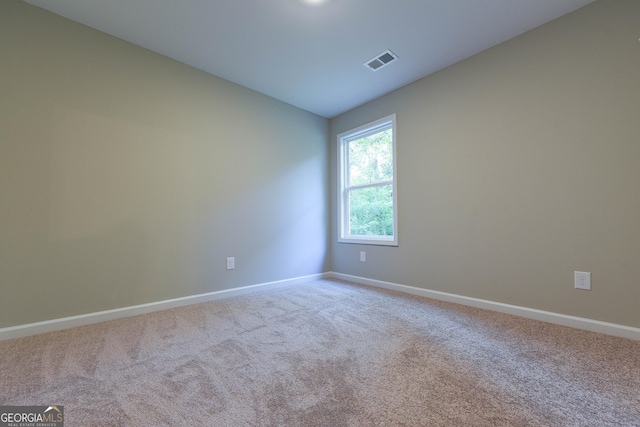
[338,114,398,246]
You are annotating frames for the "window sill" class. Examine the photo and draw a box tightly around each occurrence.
[338,237,398,247]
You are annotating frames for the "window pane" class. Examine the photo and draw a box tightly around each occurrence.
[338,113,397,246]
[348,184,394,236]
[348,128,392,186]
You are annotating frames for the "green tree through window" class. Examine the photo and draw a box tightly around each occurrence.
[338,114,397,245]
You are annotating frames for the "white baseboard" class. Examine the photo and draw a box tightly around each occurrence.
[0,272,331,341]
[330,272,640,341]
[5,272,637,342]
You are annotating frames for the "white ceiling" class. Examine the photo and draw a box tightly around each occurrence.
[24,0,596,118]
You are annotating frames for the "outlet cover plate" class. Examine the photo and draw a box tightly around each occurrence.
[574,271,591,290]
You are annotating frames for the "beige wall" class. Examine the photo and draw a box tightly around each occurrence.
[2,0,638,331]
[330,0,640,328]
[0,0,329,328]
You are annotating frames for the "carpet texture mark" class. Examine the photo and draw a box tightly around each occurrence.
[1,279,639,426]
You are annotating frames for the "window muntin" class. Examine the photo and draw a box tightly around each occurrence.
[338,114,397,246]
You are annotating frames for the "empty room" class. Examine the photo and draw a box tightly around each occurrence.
[1,0,639,425]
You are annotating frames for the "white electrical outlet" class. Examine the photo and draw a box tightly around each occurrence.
[574,271,591,290]
[226,257,235,270]
[360,251,366,262]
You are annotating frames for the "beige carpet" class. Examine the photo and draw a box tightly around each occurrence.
[1,279,639,426]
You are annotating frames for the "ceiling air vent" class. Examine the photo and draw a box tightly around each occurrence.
[364,50,398,72]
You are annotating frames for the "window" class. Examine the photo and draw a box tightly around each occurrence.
[338,114,397,246]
